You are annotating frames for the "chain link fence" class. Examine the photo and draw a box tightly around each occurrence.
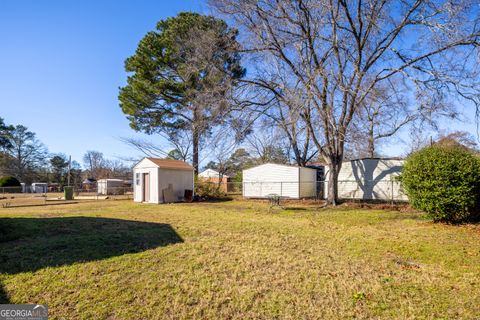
[0,186,133,208]
[2,179,407,207]
[200,180,408,202]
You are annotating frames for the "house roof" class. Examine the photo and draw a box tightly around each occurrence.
[199,168,230,178]
[145,157,194,171]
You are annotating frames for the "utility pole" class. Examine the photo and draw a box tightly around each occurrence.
[67,155,71,186]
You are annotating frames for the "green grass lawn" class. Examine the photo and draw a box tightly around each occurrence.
[1,200,479,319]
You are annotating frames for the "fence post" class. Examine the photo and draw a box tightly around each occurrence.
[391,180,394,205]
[280,182,283,198]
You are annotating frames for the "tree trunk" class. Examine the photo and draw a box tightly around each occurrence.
[192,128,199,175]
[326,154,343,206]
[367,120,375,158]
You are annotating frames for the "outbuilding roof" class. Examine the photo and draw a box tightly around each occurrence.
[243,162,318,171]
[199,168,230,178]
[144,157,194,171]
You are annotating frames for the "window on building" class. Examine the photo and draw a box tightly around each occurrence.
[135,173,140,185]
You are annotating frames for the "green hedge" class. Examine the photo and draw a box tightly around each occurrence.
[401,145,480,222]
[0,176,21,187]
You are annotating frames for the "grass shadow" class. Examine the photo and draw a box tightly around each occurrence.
[0,217,183,274]
[1,201,80,209]
[196,197,234,203]
[0,216,183,303]
[281,207,308,211]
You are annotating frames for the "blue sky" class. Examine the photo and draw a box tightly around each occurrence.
[0,0,206,166]
[0,1,477,168]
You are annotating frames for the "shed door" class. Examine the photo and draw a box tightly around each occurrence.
[143,173,150,202]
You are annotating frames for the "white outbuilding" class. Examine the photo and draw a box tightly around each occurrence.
[97,179,124,195]
[242,163,319,199]
[133,157,194,204]
[324,158,407,201]
[31,182,48,193]
[198,168,229,180]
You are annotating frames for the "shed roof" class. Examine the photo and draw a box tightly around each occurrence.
[142,157,194,171]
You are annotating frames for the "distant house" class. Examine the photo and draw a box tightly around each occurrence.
[242,163,319,199]
[133,157,194,204]
[324,158,407,201]
[198,168,232,192]
[82,178,96,190]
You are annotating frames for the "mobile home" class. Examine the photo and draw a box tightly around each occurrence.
[324,158,407,201]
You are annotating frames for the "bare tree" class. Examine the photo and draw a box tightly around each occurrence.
[83,151,106,179]
[245,126,290,164]
[436,130,478,150]
[202,128,240,182]
[212,0,480,204]
[120,129,192,162]
[351,81,415,157]
[104,159,131,179]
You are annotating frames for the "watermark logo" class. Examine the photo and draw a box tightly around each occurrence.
[0,304,48,320]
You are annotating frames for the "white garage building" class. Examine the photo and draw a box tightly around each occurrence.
[242,163,318,199]
[324,158,407,201]
[133,158,194,204]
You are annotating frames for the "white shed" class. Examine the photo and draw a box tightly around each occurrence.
[242,163,318,199]
[133,157,194,204]
[97,179,124,195]
[324,158,407,201]
[31,182,47,193]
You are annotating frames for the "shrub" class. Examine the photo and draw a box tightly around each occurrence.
[401,145,480,222]
[0,176,20,187]
[195,179,227,199]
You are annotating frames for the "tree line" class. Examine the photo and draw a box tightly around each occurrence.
[119,2,480,205]
[0,117,131,187]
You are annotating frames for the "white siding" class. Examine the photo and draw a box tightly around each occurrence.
[31,183,47,193]
[324,159,407,201]
[133,158,194,204]
[243,164,300,198]
[158,168,194,203]
[299,167,317,198]
[242,163,317,199]
[97,179,124,195]
[133,158,159,203]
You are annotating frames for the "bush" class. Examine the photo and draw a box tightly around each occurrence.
[0,176,21,188]
[195,179,227,199]
[401,145,480,222]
